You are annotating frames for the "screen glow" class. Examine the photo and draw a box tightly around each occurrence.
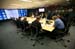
[0,9,27,20]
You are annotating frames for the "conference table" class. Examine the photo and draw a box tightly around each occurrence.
[22,17,55,32]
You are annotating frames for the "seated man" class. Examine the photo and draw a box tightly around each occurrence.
[31,16,42,37]
[52,16,65,30]
[16,17,22,28]
[23,17,29,31]
[56,14,67,27]
[52,16,65,38]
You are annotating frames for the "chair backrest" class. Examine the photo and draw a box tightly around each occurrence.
[23,21,29,27]
[64,23,70,34]
[31,24,38,32]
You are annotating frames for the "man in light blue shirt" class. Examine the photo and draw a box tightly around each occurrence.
[52,16,65,30]
[51,16,65,39]
[55,18,65,29]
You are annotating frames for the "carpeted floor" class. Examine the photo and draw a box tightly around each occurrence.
[0,21,75,49]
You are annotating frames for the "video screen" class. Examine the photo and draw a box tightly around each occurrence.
[0,9,27,20]
[39,8,45,12]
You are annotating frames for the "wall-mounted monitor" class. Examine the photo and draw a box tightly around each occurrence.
[39,8,45,12]
[0,9,27,20]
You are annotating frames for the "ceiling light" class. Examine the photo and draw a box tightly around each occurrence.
[20,0,32,2]
[66,0,70,2]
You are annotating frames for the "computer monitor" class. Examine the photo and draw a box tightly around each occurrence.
[39,8,45,12]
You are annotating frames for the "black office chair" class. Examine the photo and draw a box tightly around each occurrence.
[64,23,70,35]
[52,24,71,47]
[15,20,20,28]
[24,25,31,37]
[21,22,31,38]
[56,19,71,38]
[14,19,24,34]
[55,24,70,39]
[30,25,44,46]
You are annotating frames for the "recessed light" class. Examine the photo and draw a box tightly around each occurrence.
[66,0,70,2]
[20,0,32,2]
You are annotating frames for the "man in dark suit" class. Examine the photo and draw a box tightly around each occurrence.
[23,17,29,31]
[31,17,42,37]
[16,17,21,28]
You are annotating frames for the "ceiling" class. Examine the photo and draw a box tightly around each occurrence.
[0,0,66,9]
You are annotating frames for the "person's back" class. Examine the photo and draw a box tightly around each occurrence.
[23,21,29,27]
[23,18,29,29]
[57,14,66,26]
[55,18,65,30]
[52,16,65,30]
[32,20,41,31]
[16,18,22,28]
[31,17,42,32]
[31,17,42,37]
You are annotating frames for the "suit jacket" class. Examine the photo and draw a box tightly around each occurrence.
[31,20,42,31]
[23,21,29,27]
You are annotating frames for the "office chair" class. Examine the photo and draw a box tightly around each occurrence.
[55,22,70,38]
[21,22,31,38]
[64,23,70,35]
[52,24,71,47]
[15,20,19,28]
[30,25,44,46]
[14,20,24,34]
[23,25,31,36]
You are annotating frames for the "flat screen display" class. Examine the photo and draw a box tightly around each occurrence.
[0,9,27,20]
[39,8,45,12]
